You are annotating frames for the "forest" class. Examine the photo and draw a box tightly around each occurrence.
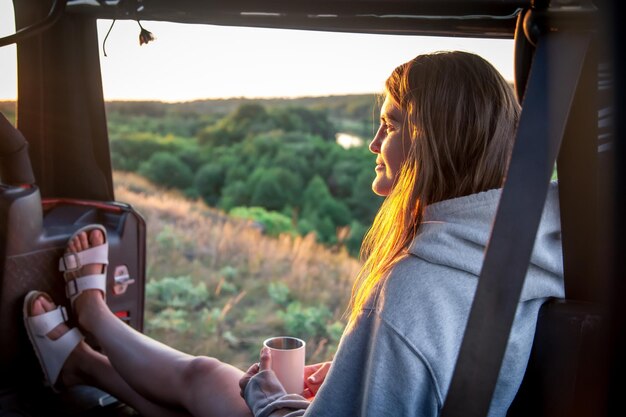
[106,95,382,255]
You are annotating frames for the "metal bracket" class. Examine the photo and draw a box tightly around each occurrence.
[112,265,135,295]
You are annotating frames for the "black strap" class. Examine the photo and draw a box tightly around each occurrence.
[0,113,35,186]
[440,31,591,417]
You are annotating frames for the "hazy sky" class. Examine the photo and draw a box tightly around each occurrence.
[0,1,514,102]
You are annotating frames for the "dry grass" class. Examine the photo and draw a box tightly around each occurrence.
[113,171,362,367]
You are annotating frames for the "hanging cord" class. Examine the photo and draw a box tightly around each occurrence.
[137,20,155,45]
[102,19,154,56]
[0,0,67,47]
[102,19,116,57]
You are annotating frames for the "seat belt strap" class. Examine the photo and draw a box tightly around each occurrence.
[440,31,591,417]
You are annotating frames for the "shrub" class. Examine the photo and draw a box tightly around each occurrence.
[146,308,191,332]
[268,282,291,306]
[146,276,210,311]
[278,302,333,339]
[138,152,194,190]
[230,206,295,237]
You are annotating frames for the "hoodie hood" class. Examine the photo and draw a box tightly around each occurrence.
[408,181,564,301]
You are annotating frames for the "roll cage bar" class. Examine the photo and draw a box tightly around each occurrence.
[2,0,624,416]
[64,0,524,38]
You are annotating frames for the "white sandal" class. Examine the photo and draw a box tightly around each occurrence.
[23,290,84,391]
[58,224,109,307]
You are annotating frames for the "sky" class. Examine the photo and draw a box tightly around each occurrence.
[0,1,514,102]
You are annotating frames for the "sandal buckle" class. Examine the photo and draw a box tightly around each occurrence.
[59,306,68,321]
[66,279,80,298]
[62,252,81,272]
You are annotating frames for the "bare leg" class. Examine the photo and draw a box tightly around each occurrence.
[28,295,191,417]
[70,229,251,417]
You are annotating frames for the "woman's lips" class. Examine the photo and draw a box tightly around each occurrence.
[375,163,385,171]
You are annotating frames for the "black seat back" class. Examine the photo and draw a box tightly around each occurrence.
[507,299,606,417]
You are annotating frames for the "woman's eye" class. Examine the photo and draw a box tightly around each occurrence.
[379,121,395,135]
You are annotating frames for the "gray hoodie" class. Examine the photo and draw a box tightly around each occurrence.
[244,182,564,417]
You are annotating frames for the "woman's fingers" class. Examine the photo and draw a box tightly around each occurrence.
[304,361,332,397]
[259,346,272,371]
[307,361,331,385]
[238,362,260,397]
[304,362,323,378]
[239,347,273,398]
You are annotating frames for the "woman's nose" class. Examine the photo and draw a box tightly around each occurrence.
[369,128,382,154]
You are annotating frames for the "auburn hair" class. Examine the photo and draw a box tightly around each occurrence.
[347,51,521,327]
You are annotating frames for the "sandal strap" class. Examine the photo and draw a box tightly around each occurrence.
[66,273,107,301]
[28,306,69,336]
[59,244,109,272]
[41,328,83,386]
[24,297,84,387]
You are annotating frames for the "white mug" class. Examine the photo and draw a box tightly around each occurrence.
[263,336,306,394]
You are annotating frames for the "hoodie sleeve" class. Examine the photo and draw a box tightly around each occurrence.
[299,307,441,417]
[244,370,310,417]
[357,315,442,416]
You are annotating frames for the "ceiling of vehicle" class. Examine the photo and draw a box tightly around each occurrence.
[65,0,530,38]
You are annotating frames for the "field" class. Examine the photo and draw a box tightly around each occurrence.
[1,96,375,368]
[114,171,362,369]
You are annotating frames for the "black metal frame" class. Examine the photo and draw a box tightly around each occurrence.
[606,0,625,415]
[65,0,526,38]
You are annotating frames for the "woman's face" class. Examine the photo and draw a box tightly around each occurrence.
[369,96,410,196]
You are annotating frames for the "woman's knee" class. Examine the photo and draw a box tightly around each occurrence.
[179,356,249,415]
[181,356,224,386]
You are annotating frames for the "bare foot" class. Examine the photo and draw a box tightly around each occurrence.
[27,294,84,387]
[64,229,107,329]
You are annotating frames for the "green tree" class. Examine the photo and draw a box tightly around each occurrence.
[270,107,337,140]
[349,170,382,224]
[219,180,251,211]
[248,167,303,211]
[346,220,369,256]
[198,103,277,147]
[110,132,193,171]
[110,133,170,171]
[302,175,333,215]
[195,164,225,206]
[319,197,352,229]
[138,152,193,189]
[300,176,351,243]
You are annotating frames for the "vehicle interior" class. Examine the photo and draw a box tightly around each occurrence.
[0,0,623,416]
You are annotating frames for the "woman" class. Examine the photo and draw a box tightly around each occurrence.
[239,51,563,415]
[23,51,563,417]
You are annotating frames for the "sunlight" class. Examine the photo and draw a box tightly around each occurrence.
[95,20,514,101]
[0,0,514,101]
[0,0,16,100]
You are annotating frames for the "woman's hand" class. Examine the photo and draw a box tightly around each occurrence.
[240,347,311,416]
[303,361,332,399]
[239,347,272,397]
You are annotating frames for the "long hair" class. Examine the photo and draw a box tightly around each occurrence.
[347,51,521,327]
